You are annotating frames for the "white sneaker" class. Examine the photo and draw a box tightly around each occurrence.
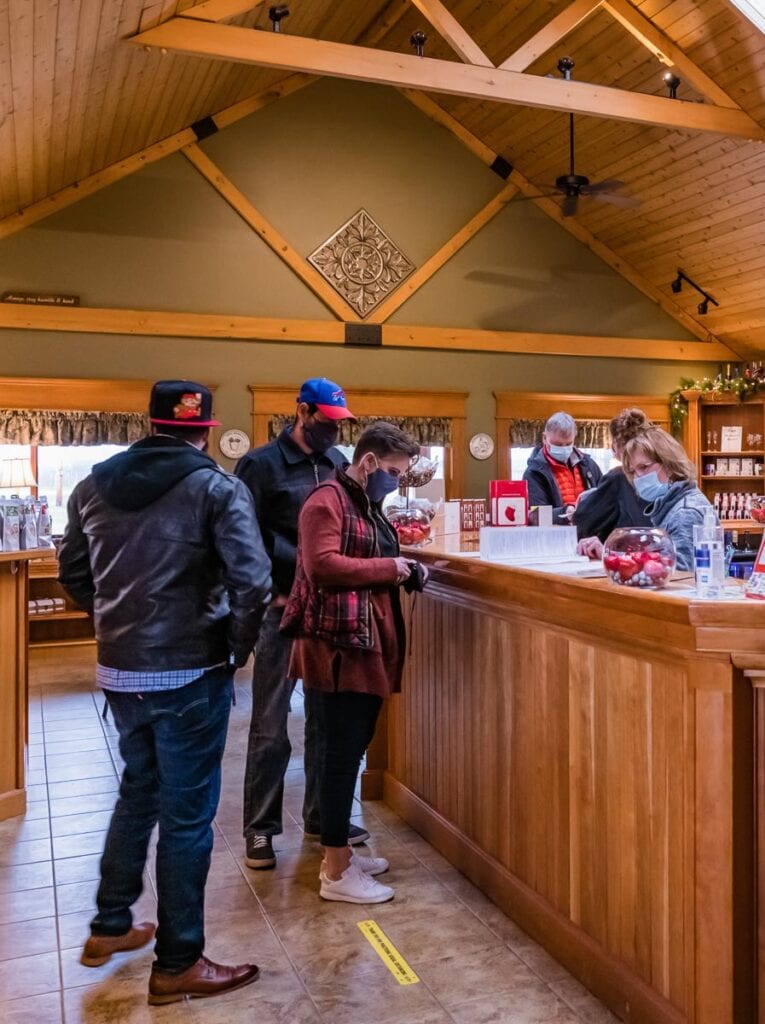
[352,852,389,876]
[319,862,394,904]
[321,853,389,876]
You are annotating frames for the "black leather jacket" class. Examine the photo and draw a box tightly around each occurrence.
[58,436,272,671]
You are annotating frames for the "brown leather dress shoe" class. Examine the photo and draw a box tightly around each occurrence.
[148,955,260,1005]
[80,921,156,967]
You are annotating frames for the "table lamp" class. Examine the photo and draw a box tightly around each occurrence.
[0,458,37,490]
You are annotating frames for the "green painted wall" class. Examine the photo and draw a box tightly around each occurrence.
[0,79,712,494]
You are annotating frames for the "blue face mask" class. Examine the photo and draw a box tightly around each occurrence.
[547,443,573,463]
[365,459,400,503]
[634,471,668,503]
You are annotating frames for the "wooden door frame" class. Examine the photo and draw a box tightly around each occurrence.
[494,391,670,479]
[248,385,468,499]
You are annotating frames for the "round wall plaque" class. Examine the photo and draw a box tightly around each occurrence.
[469,433,495,460]
[219,429,250,460]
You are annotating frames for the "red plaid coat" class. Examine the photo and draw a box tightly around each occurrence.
[282,470,405,696]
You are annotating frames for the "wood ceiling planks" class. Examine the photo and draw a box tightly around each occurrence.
[1,0,765,351]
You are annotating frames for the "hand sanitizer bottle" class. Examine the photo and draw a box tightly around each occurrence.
[693,507,725,599]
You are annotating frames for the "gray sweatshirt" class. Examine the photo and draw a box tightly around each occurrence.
[647,481,712,571]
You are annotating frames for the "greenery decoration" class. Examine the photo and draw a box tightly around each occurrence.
[669,370,765,435]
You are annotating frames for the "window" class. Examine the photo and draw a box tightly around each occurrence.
[510,445,618,481]
[0,444,128,534]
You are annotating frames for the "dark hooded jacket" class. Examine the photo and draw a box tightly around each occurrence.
[58,435,272,671]
[571,466,652,541]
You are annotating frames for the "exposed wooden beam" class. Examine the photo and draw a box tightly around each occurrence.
[0,302,737,362]
[602,0,741,109]
[367,178,520,323]
[180,0,263,22]
[0,73,313,240]
[407,0,493,67]
[397,90,732,350]
[499,0,604,73]
[182,142,359,321]
[131,18,765,141]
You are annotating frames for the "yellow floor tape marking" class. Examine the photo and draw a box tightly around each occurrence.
[358,919,420,986]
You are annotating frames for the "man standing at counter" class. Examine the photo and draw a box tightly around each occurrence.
[523,411,601,523]
[58,380,272,1004]
[235,377,372,871]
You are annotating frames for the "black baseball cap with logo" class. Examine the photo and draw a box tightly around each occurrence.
[149,380,220,428]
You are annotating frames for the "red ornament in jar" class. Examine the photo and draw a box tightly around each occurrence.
[602,527,676,590]
[386,507,432,548]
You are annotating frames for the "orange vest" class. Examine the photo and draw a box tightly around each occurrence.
[543,448,585,507]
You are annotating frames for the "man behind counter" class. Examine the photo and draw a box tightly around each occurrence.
[523,411,602,523]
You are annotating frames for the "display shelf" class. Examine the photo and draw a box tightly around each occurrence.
[721,520,764,530]
[28,558,59,579]
[29,610,87,622]
[702,475,763,481]
[701,450,765,456]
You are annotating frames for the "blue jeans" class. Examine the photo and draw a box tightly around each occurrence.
[242,605,322,837]
[92,666,233,973]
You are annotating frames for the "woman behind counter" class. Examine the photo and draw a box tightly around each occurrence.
[571,407,652,541]
[578,426,711,570]
[281,422,426,905]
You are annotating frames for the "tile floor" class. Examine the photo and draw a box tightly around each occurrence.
[0,647,618,1024]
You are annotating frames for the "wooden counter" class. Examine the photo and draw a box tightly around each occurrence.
[0,549,53,820]
[368,540,765,1024]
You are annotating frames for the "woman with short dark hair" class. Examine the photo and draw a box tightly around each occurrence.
[281,421,426,903]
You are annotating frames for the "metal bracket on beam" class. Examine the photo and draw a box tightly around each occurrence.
[345,323,382,347]
[191,117,219,140]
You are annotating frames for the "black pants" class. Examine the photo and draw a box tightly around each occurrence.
[314,689,383,848]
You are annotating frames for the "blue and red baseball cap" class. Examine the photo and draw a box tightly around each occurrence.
[297,378,355,420]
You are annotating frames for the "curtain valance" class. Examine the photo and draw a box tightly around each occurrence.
[509,418,610,449]
[0,409,148,445]
[268,415,453,446]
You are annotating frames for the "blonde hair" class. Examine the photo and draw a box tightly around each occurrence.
[609,407,651,448]
[622,427,696,484]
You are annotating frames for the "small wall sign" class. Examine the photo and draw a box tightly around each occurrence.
[2,291,80,306]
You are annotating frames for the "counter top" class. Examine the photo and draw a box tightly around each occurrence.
[407,533,765,660]
[0,548,56,565]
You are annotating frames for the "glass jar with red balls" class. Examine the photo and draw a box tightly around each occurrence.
[386,507,432,547]
[602,527,676,590]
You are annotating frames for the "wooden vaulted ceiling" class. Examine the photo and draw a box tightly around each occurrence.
[2,0,765,354]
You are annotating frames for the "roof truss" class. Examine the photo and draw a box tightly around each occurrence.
[130,2,764,140]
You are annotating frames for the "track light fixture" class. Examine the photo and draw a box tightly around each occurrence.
[268,5,290,31]
[663,71,681,99]
[671,270,719,316]
[411,31,427,57]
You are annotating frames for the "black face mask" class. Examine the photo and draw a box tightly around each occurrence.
[303,418,339,454]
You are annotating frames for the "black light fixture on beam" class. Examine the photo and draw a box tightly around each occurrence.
[411,31,427,57]
[671,269,719,316]
[663,70,681,99]
[268,5,290,31]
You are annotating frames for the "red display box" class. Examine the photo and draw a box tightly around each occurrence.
[489,480,528,527]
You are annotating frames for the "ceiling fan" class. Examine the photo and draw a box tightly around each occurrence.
[520,57,640,218]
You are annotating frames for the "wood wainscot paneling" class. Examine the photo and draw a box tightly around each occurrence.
[375,546,760,1023]
[248,385,468,500]
[494,390,671,479]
